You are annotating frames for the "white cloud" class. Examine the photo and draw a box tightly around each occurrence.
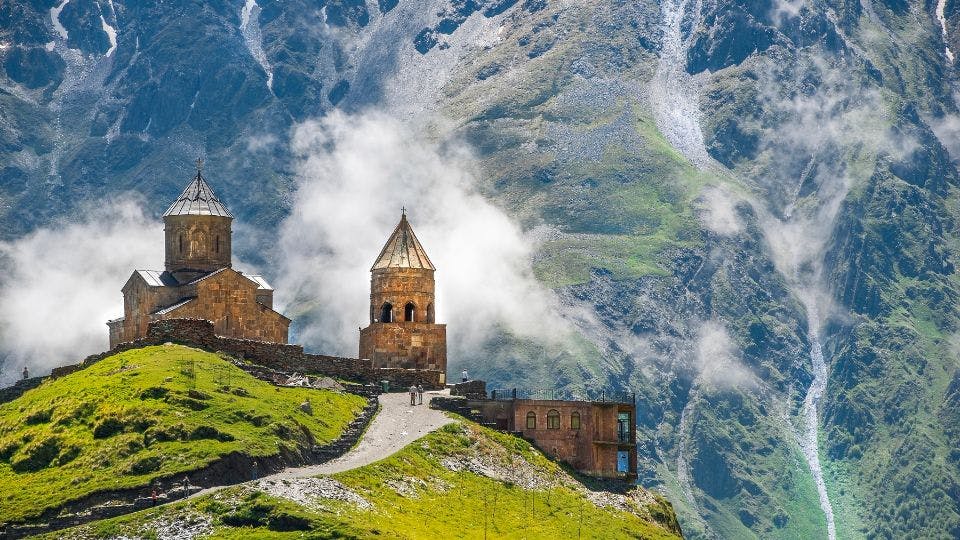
[274,111,569,359]
[0,198,161,384]
[694,319,754,389]
[698,185,744,236]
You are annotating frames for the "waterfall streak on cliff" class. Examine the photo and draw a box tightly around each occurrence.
[649,0,712,168]
[799,301,837,540]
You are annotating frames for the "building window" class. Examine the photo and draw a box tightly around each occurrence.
[179,234,183,253]
[617,412,632,443]
[215,235,220,253]
[526,411,536,429]
[570,411,581,430]
[547,409,560,429]
[405,302,416,322]
[426,303,435,323]
[380,302,393,323]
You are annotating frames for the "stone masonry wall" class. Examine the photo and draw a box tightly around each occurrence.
[52,318,443,389]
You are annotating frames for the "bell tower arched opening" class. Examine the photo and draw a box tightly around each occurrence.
[380,302,394,323]
[405,302,416,322]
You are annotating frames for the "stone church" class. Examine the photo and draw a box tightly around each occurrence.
[359,213,447,381]
[107,164,290,347]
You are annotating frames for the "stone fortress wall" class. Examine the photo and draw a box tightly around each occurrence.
[57,319,442,389]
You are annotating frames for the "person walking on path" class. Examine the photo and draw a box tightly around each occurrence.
[150,488,158,507]
[417,384,424,405]
[462,369,469,383]
[251,461,258,481]
[409,384,417,406]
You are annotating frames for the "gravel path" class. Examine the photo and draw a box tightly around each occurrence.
[190,389,453,502]
[277,389,454,477]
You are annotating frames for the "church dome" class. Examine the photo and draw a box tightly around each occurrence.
[163,161,233,218]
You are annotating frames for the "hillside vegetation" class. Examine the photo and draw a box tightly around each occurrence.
[0,345,366,523]
[53,421,682,539]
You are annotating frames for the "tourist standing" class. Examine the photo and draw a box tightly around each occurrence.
[409,384,417,405]
[462,369,468,383]
[417,384,424,405]
[21,366,28,380]
[151,488,158,507]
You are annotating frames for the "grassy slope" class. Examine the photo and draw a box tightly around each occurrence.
[0,345,366,523]
[56,421,682,540]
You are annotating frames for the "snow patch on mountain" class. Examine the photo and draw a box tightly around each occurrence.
[50,0,70,41]
[937,0,955,63]
[99,12,117,57]
[240,0,273,90]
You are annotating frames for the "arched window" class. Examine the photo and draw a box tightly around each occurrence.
[547,409,560,429]
[426,303,435,323]
[380,302,393,323]
[570,411,581,430]
[526,411,536,429]
[404,302,416,322]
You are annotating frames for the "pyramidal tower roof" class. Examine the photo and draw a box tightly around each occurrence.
[163,160,234,218]
[371,212,435,271]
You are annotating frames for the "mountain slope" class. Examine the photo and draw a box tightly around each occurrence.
[3,0,960,538]
[0,345,365,525]
[48,421,683,540]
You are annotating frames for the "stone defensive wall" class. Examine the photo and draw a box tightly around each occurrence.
[43,318,443,390]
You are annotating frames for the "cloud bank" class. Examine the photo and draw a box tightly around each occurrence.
[274,111,567,360]
[0,199,161,385]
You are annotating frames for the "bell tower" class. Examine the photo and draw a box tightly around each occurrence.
[163,159,234,283]
[359,212,447,378]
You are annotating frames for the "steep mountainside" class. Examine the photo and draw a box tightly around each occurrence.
[3,0,960,538]
[48,422,683,539]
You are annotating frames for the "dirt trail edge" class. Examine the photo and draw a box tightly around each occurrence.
[192,389,454,499]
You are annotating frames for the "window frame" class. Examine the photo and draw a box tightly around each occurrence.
[526,411,537,429]
[547,409,560,430]
[570,411,581,430]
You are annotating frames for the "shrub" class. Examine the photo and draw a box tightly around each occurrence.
[25,409,52,425]
[93,417,125,439]
[167,396,208,411]
[55,444,82,465]
[143,424,188,445]
[187,389,211,400]
[268,511,314,531]
[125,455,162,475]
[189,425,235,442]
[220,494,314,532]
[139,387,169,400]
[11,437,62,472]
[0,440,20,461]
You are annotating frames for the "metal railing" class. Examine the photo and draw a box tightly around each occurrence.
[486,387,636,404]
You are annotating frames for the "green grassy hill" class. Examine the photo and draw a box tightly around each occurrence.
[53,421,682,539]
[0,345,366,524]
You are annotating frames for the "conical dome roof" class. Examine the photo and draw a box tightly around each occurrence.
[163,168,233,218]
[371,213,435,271]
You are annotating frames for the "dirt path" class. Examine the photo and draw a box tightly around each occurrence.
[278,388,453,477]
[190,389,453,501]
